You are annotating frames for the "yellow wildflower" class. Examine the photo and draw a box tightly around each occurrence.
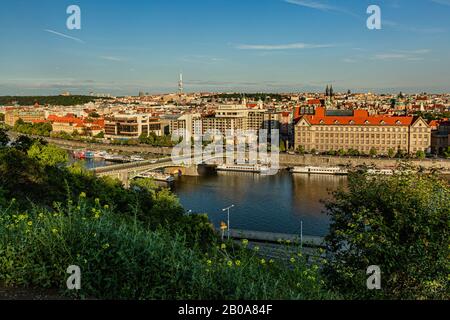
[235,260,241,267]
[227,260,233,267]
[220,243,226,250]
[260,259,266,265]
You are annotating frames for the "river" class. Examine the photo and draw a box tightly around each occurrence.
[172,171,347,237]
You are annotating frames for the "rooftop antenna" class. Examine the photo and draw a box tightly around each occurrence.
[178,72,183,94]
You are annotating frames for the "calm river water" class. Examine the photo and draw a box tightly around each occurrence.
[172,171,347,237]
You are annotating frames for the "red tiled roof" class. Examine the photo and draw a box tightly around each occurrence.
[298,107,414,126]
[307,99,321,105]
[47,115,84,125]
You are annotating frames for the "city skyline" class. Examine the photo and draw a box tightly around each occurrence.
[1,0,450,95]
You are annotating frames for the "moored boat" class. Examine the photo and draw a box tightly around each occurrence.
[291,166,348,175]
[217,164,271,174]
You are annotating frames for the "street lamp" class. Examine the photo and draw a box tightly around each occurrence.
[222,205,234,240]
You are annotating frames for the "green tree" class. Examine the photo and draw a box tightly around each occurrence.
[0,128,9,147]
[94,131,104,139]
[11,135,44,152]
[395,148,406,159]
[416,150,426,159]
[27,142,68,167]
[443,146,450,159]
[369,147,378,157]
[279,141,286,153]
[324,172,449,299]
[337,149,347,157]
[296,145,305,155]
[347,149,360,157]
[387,148,395,159]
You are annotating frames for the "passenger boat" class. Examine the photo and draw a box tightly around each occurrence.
[130,155,145,162]
[103,154,130,163]
[217,164,271,174]
[291,166,349,175]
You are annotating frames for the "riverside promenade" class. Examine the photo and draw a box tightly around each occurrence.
[8,132,450,173]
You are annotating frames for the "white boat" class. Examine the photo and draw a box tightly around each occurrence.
[217,164,271,174]
[94,151,108,159]
[138,172,174,183]
[292,166,348,175]
[130,155,145,162]
[103,154,130,163]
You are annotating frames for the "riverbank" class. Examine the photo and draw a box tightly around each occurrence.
[7,131,450,173]
[280,154,450,173]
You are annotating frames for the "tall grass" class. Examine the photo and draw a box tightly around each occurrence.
[0,195,338,300]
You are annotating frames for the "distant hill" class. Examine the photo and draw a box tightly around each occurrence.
[0,95,111,106]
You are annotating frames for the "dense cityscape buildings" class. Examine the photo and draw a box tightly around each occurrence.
[1,88,449,157]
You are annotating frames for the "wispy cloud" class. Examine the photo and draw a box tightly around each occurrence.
[284,0,358,17]
[44,29,84,44]
[284,0,336,11]
[430,0,450,6]
[383,20,446,34]
[99,56,123,62]
[236,42,334,50]
[343,58,358,63]
[179,55,225,64]
[372,49,431,61]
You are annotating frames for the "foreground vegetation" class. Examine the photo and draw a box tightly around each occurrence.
[0,130,335,299]
[325,167,449,299]
[0,128,448,300]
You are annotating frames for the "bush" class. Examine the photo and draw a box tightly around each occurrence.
[0,196,337,300]
[324,171,449,299]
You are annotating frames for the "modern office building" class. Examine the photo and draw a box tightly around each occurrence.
[104,114,162,139]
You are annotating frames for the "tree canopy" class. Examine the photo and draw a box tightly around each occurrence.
[324,170,449,299]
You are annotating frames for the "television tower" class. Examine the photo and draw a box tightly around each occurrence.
[178,72,183,94]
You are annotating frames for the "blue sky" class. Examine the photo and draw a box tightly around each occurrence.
[1,0,450,95]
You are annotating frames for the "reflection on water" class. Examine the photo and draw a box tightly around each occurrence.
[68,153,115,169]
[173,171,347,236]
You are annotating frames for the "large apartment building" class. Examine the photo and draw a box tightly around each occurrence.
[4,108,46,127]
[294,107,431,155]
[169,104,269,140]
[104,114,162,140]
